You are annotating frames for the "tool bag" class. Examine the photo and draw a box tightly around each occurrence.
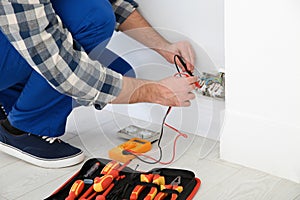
[46,158,201,200]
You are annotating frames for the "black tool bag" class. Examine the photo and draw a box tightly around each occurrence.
[46,158,201,200]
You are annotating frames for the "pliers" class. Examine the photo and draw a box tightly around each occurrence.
[154,176,183,200]
[130,173,165,200]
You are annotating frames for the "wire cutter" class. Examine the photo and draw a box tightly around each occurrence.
[154,176,183,200]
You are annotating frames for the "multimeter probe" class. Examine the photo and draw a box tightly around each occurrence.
[110,55,219,165]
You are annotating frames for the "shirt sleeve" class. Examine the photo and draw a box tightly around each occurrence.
[0,0,122,109]
[109,0,139,30]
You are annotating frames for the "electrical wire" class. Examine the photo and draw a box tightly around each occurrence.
[174,54,192,76]
[126,126,187,165]
[125,106,171,164]
[125,55,193,165]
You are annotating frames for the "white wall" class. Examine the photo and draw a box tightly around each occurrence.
[221,0,300,183]
[135,0,224,69]
[105,0,225,141]
[106,32,225,140]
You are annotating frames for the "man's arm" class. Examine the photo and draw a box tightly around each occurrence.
[113,76,197,107]
[0,0,196,108]
[0,0,122,109]
[118,10,195,72]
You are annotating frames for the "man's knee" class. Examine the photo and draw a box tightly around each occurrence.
[51,0,116,52]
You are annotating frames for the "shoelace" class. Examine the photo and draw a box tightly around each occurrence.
[41,136,60,144]
[0,104,7,116]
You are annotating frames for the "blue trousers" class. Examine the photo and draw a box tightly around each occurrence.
[0,0,135,137]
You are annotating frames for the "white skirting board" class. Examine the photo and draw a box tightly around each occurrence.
[220,110,300,183]
[105,95,225,141]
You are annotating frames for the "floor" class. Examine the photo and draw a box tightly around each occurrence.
[0,106,299,200]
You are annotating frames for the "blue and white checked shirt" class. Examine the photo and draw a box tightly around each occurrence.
[0,0,138,109]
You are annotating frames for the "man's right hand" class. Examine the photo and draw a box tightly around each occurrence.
[111,76,197,107]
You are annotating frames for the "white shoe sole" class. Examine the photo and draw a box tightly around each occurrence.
[0,141,85,168]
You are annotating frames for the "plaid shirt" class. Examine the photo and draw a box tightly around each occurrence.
[0,0,138,109]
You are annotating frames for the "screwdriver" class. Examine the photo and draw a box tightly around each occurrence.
[92,160,130,194]
[79,161,120,199]
[83,162,100,178]
[95,175,126,200]
[93,161,121,192]
[83,160,131,200]
[65,180,85,200]
[93,174,114,192]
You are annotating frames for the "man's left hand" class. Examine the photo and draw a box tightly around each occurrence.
[158,41,195,73]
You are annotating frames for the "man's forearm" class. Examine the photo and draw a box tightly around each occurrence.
[118,9,195,72]
[111,77,155,104]
[111,76,197,107]
[118,10,170,56]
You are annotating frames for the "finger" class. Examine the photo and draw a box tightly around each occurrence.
[187,61,195,73]
[181,100,191,107]
[187,53,195,72]
[182,53,193,72]
[187,84,196,91]
[185,76,198,84]
[185,60,194,73]
[188,45,196,67]
[179,52,191,72]
[175,55,187,72]
[180,45,195,72]
[187,92,196,100]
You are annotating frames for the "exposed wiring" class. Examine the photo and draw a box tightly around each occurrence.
[126,55,224,164]
[124,55,194,165]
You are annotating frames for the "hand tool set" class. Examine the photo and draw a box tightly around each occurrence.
[46,55,213,199]
[46,158,201,200]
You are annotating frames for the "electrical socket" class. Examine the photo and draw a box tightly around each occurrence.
[195,71,225,100]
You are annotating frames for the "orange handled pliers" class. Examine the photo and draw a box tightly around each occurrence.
[154,176,183,200]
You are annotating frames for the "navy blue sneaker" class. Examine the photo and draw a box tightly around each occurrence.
[0,121,84,168]
[0,104,7,120]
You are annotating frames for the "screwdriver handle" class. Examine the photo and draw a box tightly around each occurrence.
[93,175,114,192]
[153,192,168,200]
[100,161,120,175]
[130,185,146,200]
[65,180,85,200]
[144,187,158,200]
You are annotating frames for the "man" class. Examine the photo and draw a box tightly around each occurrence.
[0,0,197,168]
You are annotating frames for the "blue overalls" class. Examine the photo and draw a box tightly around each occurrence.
[0,0,135,137]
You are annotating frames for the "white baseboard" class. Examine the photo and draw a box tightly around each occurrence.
[105,95,225,141]
[220,110,300,183]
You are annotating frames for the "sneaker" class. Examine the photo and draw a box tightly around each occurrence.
[0,104,7,120]
[0,121,84,168]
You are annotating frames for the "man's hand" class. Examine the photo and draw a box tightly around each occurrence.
[111,76,197,107]
[119,10,195,73]
[154,76,197,106]
[157,41,195,73]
